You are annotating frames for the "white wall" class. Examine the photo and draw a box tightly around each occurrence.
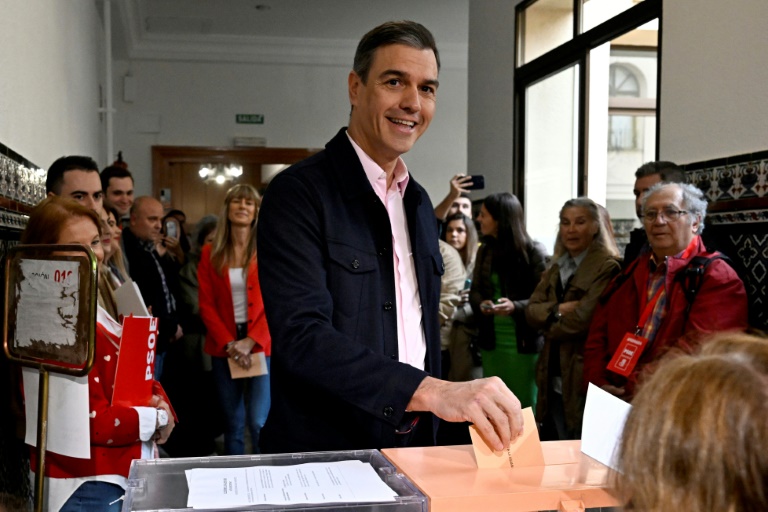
[467,0,519,199]
[659,0,768,163]
[0,1,105,168]
[113,53,468,201]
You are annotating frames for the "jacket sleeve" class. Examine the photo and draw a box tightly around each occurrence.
[677,258,748,351]
[512,241,547,312]
[88,361,142,447]
[547,257,621,342]
[256,171,428,428]
[246,263,271,352]
[511,241,549,322]
[582,299,612,391]
[469,244,489,317]
[197,246,237,352]
[525,266,557,330]
[438,242,465,326]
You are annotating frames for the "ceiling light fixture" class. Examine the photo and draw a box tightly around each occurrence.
[199,163,243,185]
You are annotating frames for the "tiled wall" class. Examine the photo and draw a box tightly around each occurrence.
[683,150,768,331]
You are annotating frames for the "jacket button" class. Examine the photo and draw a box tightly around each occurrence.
[378,247,388,256]
[390,354,397,360]
[351,259,360,269]
[383,406,394,418]
[383,301,393,311]
[441,262,445,272]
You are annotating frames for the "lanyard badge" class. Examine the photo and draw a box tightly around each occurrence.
[607,332,649,377]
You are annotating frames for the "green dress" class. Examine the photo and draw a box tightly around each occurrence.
[480,272,538,409]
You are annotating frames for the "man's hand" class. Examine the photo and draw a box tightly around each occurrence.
[173,324,184,342]
[407,376,523,451]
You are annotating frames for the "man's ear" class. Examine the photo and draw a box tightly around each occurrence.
[47,191,56,198]
[348,71,361,107]
[691,214,702,234]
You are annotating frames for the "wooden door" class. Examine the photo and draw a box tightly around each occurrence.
[152,146,318,226]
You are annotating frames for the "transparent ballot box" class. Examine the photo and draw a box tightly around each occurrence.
[122,449,427,512]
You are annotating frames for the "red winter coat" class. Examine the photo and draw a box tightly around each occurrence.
[583,237,748,399]
[197,244,271,358]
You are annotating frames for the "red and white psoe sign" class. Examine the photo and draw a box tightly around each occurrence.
[112,316,159,407]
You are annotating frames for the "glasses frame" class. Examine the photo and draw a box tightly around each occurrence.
[642,207,689,223]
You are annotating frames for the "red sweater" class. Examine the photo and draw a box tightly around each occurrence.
[30,311,172,479]
[583,237,748,399]
[197,244,272,357]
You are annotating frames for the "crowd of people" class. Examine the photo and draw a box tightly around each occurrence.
[3,19,762,512]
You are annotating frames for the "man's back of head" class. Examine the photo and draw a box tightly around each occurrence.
[46,156,103,212]
[633,160,686,220]
[635,161,686,184]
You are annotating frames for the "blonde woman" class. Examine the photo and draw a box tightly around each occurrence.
[198,184,271,455]
[526,197,620,440]
[615,332,768,511]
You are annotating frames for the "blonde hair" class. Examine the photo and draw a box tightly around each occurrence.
[552,197,619,260]
[210,184,260,274]
[615,331,768,511]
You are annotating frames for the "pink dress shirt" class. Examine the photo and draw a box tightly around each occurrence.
[347,132,427,370]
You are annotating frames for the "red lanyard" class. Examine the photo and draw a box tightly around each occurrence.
[635,284,664,334]
[635,235,700,333]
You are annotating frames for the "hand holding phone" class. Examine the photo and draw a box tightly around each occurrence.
[164,219,179,239]
[466,175,485,190]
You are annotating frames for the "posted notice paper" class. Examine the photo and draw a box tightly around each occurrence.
[185,460,397,509]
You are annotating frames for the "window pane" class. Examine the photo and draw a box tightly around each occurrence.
[519,0,574,65]
[589,39,657,255]
[583,0,646,32]
[525,64,579,253]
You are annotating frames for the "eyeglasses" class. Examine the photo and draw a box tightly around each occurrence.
[642,208,689,223]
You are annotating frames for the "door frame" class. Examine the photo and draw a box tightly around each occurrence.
[151,145,319,196]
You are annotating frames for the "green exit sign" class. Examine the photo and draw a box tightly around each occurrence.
[236,114,264,124]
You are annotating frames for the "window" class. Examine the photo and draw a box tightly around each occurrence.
[515,0,660,252]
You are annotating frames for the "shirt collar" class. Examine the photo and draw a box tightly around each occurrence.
[346,130,410,197]
[557,248,588,269]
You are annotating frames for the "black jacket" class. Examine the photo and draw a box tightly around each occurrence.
[256,128,444,453]
[121,227,181,353]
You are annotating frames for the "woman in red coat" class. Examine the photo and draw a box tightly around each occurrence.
[198,184,271,455]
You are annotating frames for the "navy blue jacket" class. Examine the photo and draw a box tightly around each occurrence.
[257,128,443,453]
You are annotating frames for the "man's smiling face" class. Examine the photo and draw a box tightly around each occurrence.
[347,43,439,171]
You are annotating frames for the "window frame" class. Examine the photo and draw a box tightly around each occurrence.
[513,0,662,207]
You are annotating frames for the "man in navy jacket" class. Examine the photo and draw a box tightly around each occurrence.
[257,20,522,454]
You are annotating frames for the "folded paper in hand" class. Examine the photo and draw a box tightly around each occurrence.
[228,352,268,379]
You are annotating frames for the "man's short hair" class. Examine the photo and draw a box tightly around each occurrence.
[46,156,100,194]
[635,161,687,184]
[100,165,134,192]
[353,20,440,84]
